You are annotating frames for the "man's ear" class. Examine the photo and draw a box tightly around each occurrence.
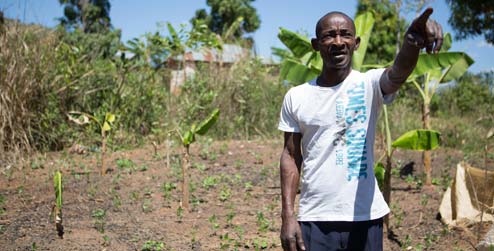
[354,36,361,50]
[311,38,319,51]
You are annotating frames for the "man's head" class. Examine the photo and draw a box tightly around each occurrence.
[311,12,360,70]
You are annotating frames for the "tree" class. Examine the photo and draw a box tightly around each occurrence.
[447,0,494,44]
[356,0,407,65]
[190,0,260,42]
[59,0,111,33]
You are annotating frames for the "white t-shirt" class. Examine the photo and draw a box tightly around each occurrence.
[278,69,395,222]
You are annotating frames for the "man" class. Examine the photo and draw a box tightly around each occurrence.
[278,8,442,251]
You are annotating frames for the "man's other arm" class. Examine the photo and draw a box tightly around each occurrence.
[280,132,305,251]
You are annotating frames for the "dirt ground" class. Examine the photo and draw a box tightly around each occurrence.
[0,139,491,250]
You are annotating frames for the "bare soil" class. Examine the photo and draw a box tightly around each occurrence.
[0,140,490,250]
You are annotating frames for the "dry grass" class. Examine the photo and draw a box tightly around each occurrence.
[0,21,58,166]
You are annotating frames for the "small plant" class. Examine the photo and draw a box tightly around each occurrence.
[219,187,231,202]
[176,206,183,222]
[244,181,253,191]
[256,211,271,233]
[390,203,404,229]
[52,171,64,238]
[252,237,269,251]
[162,182,176,200]
[0,194,6,215]
[142,199,153,213]
[92,209,106,233]
[130,191,140,201]
[68,111,116,175]
[141,240,165,251]
[226,211,236,227]
[176,108,219,210]
[208,214,220,232]
[202,176,219,190]
[116,158,136,173]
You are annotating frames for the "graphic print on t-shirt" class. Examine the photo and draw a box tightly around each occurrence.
[334,81,369,181]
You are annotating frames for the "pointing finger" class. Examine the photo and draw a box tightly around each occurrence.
[433,22,443,53]
[415,7,433,27]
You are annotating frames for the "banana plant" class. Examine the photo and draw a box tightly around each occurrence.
[405,33,474,186]
[67,111,116,175]
[53,171,64,238]
[176,108,219,210]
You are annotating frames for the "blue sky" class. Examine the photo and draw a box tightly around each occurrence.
[2,0,493,73]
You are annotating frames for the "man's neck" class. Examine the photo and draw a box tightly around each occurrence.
[317,66,352,87]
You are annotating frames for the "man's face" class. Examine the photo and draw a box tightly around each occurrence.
[312,14,360,70]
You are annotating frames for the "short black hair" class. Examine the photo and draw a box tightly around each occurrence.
[315,11,355,38]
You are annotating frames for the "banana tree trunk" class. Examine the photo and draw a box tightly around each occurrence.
[383,153,393,230]
[101,130,106,176]
[182,146,190,211]
[422,101,432,186]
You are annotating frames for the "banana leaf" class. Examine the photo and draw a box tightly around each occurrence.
[392,129,441,151]
[408,52,474,83]
[280,59,320,85]
[277,27,313,58]
[352,12,375,71]
[195,108,220,135]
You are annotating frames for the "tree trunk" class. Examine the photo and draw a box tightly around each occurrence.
[422,101,432,186]
[383,153,393,230]
[182,146,190,210]
[101,130,106,176]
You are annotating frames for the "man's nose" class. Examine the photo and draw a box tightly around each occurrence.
[334,35,343,46]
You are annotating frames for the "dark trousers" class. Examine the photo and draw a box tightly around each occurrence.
[300,218,383,251]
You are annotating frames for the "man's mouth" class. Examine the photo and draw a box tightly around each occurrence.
[331,50,347,60]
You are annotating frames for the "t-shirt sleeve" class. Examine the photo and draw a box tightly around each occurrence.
[278,89,300,133]
[367,68,396,105]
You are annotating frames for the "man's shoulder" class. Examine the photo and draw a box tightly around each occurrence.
[286,80,314,94]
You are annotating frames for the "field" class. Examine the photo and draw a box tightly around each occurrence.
[0,139,490,251]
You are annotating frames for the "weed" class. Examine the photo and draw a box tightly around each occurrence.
[87,185,97,200]
[140,164,149,172]
[141,240,165,251]
[256,211,272,233]
[189,181,197,194]
[0,194,5,215]
[176,206,183,222]
[116,158,136,173]
[91,209,106,233]
[102,235,110,246]
[226,211,236,227]
[219,142,228,154]
[208,214,220,232]
[420,194,429,207]
[252,237,269,250]
[202,176,219,190]
[219,187,231,202]
[234,159,244,169]
[234,225,245,240]
[112,193,121,209]
[30,157,45,170]
[233,174,242,184]
[244,181,253,191]
[191,162,206,171]
[424,232,438,249]
[142,199,153,213]
[0,225,6,234]
[162,182,176,200]
[390,203,404,229]
[130,191,140,201]
[403,234,412,249]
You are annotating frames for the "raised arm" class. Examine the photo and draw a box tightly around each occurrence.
[380,7,443,95]
[280,131,305,251]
